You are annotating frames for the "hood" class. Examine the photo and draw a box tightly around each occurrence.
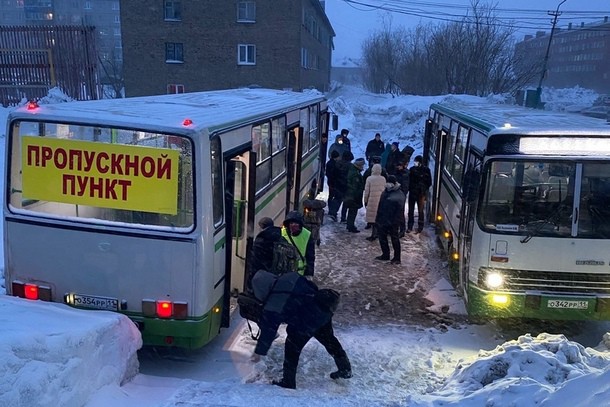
[372,164,382,175]
[385,182,402,192]
[283,210,304,227]
[252,270,278,301]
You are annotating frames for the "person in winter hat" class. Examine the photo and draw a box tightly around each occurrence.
[407,155,432,233]
[340,128,352,151]
[334,150,353,222]
[386,142,405,176]
[281,211,315,276]
[343,158,366,233]
[365,133,385,165]
[325,150,341,215]
[327,134,350,160]
[363,164,386,241]
[251,270,352,389]
[394,161,410,237]
[362,155,387,184]
[248,217,283,287]
[374,175,406,264]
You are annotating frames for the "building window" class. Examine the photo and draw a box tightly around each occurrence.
[237,1,255,22]
[238,44,255,65]
[114,27,120,36]
[166,43,184,63]
[167,84,185,94]
[112,2,119,10]
[84,1,91,10]
[164,0,181,21]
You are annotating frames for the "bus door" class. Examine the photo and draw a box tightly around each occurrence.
[431,128,448,223]
[458,152,482,298]
[286,127,303,212]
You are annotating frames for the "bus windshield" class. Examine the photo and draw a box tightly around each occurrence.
[479,160,610,239]
[8,120,194,230]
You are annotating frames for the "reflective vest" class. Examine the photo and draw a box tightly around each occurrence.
[281,226,311,275]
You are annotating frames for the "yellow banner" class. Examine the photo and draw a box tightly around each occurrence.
[22,137,180,215]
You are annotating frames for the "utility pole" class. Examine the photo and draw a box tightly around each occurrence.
[534,0,567,109]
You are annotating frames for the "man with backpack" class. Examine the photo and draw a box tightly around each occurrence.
[281,211,315,276]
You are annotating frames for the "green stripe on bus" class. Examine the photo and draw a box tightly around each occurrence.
[215,235,225,252]
[255,181,287,214]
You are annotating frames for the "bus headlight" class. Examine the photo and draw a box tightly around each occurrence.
[485,272,504,289]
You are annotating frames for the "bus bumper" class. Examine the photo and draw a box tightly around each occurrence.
[127,297,224,349]
[467,284,610,321]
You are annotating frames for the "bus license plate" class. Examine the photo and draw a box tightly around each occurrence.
[547,299,589,310]
[72,294,119,311]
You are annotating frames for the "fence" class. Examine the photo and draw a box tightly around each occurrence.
[0,25,101,106]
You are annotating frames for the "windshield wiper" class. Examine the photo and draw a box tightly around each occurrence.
[520,204,565,244]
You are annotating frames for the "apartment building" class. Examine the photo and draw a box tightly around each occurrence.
[120,0,335,97]
[515,18,610,93]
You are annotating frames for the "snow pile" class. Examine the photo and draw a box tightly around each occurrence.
[0,296,141,407]
[542,86,599,113]
[408,333,610,406]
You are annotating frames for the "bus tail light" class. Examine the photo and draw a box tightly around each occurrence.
[11,281,52,301]
[142,299,188,319]
[157,301,173,318]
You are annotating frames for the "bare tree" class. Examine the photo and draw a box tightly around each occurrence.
[361,0,531,96]
[98,50,124,99]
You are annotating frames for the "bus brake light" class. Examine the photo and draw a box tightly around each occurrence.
[25,284,39,300]
[157,301,173,318]
[27,100,39,110]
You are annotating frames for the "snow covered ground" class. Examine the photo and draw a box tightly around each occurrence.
[2,85,610,407]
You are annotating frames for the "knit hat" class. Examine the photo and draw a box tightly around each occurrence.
[392,142,399,148]
[258,217,274,229]
[387,175,397,184]
[354,158,365,169]
[414,155,423,163]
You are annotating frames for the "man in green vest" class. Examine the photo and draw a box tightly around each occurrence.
[281,211,315,276]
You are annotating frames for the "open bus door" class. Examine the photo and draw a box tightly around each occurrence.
[286,127,303,212]
[457,152,482,300]
[221,150,255,327]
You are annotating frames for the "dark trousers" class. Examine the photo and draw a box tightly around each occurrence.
[328,190,344,217]
[378,223,401,260]
[398,195,407,235]
[407,193,426,230]
[282,321,347,385]
[346,206,358,229]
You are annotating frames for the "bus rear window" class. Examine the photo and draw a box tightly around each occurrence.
[8,120,194,230]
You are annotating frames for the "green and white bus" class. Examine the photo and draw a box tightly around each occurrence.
[425,99,610,321]
[4,88,331,348]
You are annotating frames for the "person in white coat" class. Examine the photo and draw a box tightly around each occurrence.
[363,163,387,241]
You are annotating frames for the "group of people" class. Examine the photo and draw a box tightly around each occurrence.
[247,212,352,390]
[326,131,432,264]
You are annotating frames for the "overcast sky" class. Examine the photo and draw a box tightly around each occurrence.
[324,0,610,65]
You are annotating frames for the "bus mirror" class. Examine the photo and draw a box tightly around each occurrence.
[331,114,338,131]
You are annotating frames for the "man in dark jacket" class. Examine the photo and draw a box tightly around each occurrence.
[333,150,353,222]
[407,155,432,233]
[327,134,350,160]
[343,157,366,233]
[251,270,352,389]
[386,142,405,176]
[365,133,385,165]
[325,150,340,215]
[248,217,282,288]
[375,175,406,264]
[362,155,388,183]
[281,211,315,276]
[394,162,410,237]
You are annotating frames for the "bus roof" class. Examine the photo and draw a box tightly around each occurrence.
[8,88,326,136]
[430,99,610,135]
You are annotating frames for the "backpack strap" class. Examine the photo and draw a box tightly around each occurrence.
[286,232,306,263]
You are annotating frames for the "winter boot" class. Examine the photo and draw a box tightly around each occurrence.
[330,356,352,380]
[272,378,296,389]
[366,225,378,241]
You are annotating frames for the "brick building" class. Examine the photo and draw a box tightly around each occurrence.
[515,17,610,93]
[120,0,335,97]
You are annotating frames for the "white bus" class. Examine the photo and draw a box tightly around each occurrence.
[425,99,610,321]
[4,88,331,348]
